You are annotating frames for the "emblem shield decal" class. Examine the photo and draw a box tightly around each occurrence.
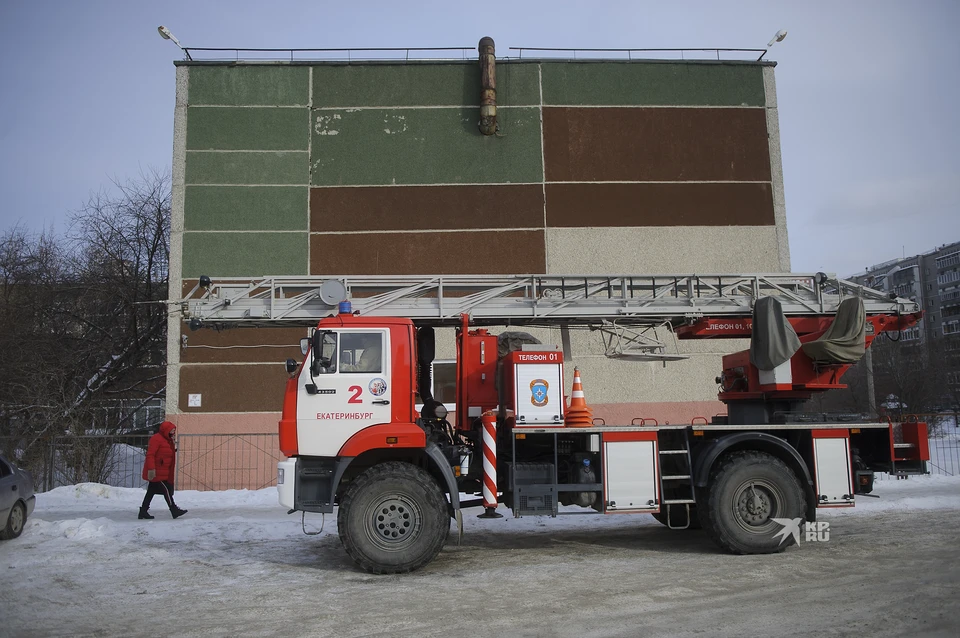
[530,379,549,407]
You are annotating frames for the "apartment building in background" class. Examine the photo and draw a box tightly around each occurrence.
[849,240,960,403]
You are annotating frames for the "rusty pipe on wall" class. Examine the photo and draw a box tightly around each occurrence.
[478,36,497,135]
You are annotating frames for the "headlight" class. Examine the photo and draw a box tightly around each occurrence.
[277,468,285,484]
[434,404,448,419]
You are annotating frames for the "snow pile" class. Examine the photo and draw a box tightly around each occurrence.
[826,473,960,516]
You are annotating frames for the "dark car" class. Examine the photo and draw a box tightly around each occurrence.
[0,453,36,540]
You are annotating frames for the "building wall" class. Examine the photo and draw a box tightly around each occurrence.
[167,57,790,436]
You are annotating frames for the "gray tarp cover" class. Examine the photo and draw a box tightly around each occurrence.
[801,296,866,364]
[750,296,801,371]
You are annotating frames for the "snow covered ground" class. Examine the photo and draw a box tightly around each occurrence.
[2,476,960,637]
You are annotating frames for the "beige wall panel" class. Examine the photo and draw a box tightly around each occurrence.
[518,326,731,405]
[545,226,782,274]
[434,325,746,408]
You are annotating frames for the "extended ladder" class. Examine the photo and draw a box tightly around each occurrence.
[177,273,919,329]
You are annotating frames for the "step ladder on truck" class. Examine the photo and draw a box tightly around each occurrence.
[179,273,929,574]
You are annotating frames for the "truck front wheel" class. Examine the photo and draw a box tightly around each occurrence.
[702,450,806,554]
[338,461,450,574]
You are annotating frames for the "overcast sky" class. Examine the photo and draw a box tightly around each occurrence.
[1,0,957,277]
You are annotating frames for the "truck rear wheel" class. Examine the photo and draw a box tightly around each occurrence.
[338,461,449,574]
[701,450,805,554]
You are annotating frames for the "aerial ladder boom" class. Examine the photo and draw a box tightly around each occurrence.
[179,272,920,330]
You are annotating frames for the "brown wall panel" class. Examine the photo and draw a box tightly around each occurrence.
[543,107,771,182]
[545,182,774,227]
[181,326,307,363]
[179,364,287,413]
[311,184,544,232]
[310,230,546,275]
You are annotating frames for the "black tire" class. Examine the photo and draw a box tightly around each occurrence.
[0,501,26,540]
[701,451,806,554]
[651,505,702,530]
[337,462,450,574]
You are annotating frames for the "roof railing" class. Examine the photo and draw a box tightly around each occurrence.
[174,45,773,63]
[509,46,770,61]
[180,46,476,62]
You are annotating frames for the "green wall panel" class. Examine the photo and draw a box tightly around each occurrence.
[184,186,307,231]
[312,63,540,107]
[181,232,308,277]
[186,107,309,150]
[188,66,309,106]
[541,62,766,106]
[185,151,308,185]
[311,107,543,186]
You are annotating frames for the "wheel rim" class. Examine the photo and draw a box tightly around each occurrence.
[363,495,423,552]
[731,479,784,535]
[10,504,24,534]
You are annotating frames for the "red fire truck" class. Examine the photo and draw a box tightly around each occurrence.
[183,273,929,574]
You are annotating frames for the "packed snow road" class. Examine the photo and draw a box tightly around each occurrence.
[2,476,959,638]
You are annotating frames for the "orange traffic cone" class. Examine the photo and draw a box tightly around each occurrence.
[565,367,594,427]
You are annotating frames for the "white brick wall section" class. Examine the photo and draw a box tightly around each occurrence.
[166,66,189,414]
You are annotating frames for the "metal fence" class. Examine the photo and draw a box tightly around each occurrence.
[176,433,282,491]
[927,420,960,477]
[0,434,152,492]
[0,433,282,492]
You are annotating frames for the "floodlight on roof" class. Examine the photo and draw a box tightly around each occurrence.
[157,25,192,60]
[767,30,788,48]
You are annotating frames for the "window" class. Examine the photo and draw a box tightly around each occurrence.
[901,327,921,341]
[339,332,383,373]
[938,270,960,285]
[936,252,960,269]
[416,360,456,410]
[432,361,457,404]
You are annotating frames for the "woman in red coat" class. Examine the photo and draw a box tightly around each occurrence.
[139,421,188,519]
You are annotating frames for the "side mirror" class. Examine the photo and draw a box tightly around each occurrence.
[300,338,309,356]
[285,358,299,375]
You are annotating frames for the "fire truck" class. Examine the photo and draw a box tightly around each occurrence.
[182,273,929,574]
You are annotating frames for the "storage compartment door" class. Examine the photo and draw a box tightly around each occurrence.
[604,440,658,512]
[813,435,854,507]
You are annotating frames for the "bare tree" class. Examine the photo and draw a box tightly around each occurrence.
[0,170,170,480]
[67,168,171,417]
